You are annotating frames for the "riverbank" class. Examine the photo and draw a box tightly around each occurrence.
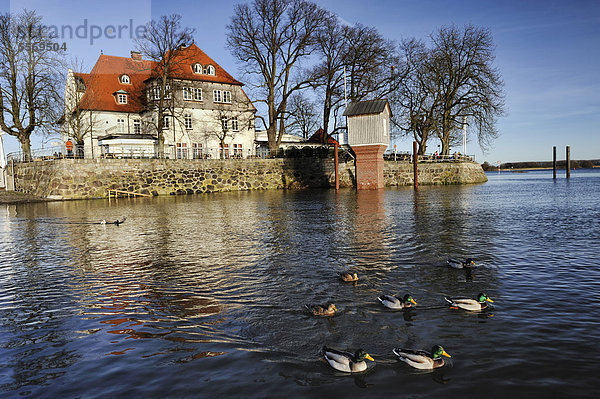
[0,189,47,204]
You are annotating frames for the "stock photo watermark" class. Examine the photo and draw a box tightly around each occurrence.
[14,18,148,50]
[44,19,147,45]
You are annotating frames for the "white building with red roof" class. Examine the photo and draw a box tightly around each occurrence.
[62,44,256,159]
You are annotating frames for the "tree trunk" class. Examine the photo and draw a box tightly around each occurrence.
[440,136,450,156]
[20,135,32,161]
[157,133,165,159]
[220,138,226,159]
[267,124,278,153]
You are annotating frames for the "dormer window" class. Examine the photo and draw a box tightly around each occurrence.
[120,74,130,84]
[203,65,215,76]
[115,90,128,104]
[193,63,202,74]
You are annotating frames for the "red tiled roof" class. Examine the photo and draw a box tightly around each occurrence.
[164,44,243,85]
[75,44,244,113]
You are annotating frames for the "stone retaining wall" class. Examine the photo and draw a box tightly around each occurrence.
[385,161,488,186]
[11,158,486,200]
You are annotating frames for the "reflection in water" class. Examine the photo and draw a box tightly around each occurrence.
[1,171,600,397]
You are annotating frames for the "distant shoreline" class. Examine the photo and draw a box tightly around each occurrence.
[482,160,600,172]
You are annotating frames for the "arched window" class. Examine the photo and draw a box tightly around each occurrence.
[203,65,215,76]
[120,74,130,84]
[193,63,202,74]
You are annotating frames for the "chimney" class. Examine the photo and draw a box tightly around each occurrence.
[131,51,142,61]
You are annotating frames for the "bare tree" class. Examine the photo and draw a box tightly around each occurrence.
[309,14,346,141]
[391,39,436,155]
[0,10,64,160]
[428,25,505,155]
[227,0,327,152]
[310,20,403,143]
[286,92,319,139]
[344,24,402,103]
[135,14,195,158]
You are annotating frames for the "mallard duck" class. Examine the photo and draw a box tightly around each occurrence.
[323,346,374,373]
[447,258,476,269]
[378,294,417,309]
[393,345,451,370]
[444,292,494,311]
[305,303,337,316]
[339,272,359,282]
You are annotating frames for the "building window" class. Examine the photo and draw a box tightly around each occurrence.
[116,118,125,133]
[193,88,202,101]
[221,116,228,131]
[133,119,141,134]
[233,143,243,158]
[203,65,215,75]
[120,74,130,84]
[192,143,203,159]
[164,85,171,100]
[193,63,202,74]
[184,87,202,101]
[176,143,188,159]
[183,87,191,101]
[213,90,231,103]
[184,114,192,130]
[152,87,160,100]
[231,117,239,132]
[163,115,170,130]
[117,93,127,104]
[219,143,229,159]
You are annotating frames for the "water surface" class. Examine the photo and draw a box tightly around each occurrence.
[1,169,599,398]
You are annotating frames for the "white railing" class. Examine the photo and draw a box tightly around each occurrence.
[384,152,476,163]
[7,144,86,162]
[8,144,475,163]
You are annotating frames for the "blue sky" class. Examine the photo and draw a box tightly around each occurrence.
[2,0,599,163]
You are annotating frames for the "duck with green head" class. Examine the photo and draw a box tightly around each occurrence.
[323,346,374,373]
[378,294,417,310]
[447,257,476,269]
[444,292,494,311]
[393,345,451,369]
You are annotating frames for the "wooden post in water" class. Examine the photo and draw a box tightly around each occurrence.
[566,146,571,179]
[413,141,418,189]
[553,146,557,179]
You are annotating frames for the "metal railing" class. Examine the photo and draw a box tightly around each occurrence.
[7,144,86,162]
[384,152,476,163]
[7,145,476,164]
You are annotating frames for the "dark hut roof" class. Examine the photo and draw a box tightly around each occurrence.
[343,99,391,117]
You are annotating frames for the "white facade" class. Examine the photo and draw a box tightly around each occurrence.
[61,47,256,159]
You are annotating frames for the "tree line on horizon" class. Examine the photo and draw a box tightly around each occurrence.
[0,1,505,160]
[482,159,600,171]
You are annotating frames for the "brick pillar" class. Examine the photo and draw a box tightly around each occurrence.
[352,144,387,190]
